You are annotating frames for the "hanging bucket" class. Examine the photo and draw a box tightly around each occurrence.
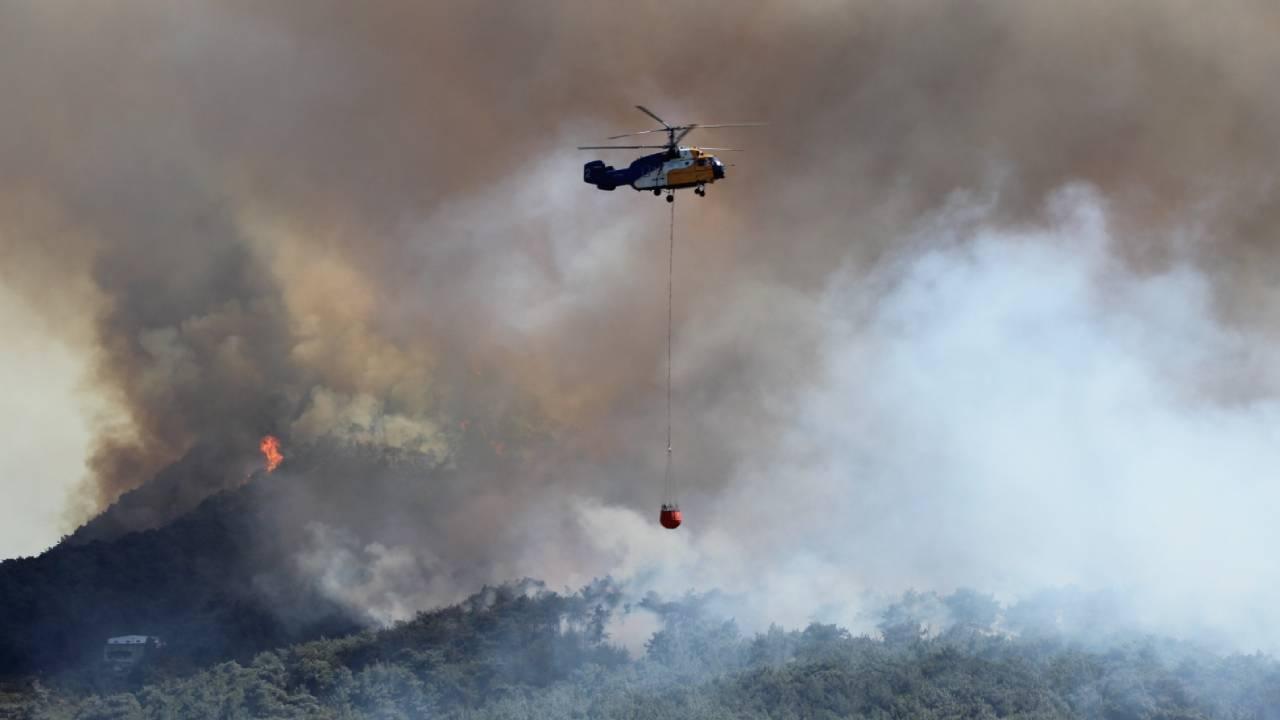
[659,504,682,530]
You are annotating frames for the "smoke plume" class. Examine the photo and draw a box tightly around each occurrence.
[5,0,1280,649]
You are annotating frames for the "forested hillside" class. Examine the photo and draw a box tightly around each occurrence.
[0,442,480,678]
[0,491,359,678]
[3,581,1276,719]
[0,455,362,677]
[3,446,1275,718]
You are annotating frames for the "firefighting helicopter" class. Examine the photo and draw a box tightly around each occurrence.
[579,106,764,202]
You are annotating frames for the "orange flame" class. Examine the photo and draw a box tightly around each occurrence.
[259,435,283,473]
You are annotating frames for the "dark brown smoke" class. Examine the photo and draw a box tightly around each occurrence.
[3,0,1280,536]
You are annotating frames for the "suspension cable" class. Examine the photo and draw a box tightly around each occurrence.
[664,200,675,505]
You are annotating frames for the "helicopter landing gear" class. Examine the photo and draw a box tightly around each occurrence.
[695,185,706,197]
[665,192,674,203]
[653,189,662,196]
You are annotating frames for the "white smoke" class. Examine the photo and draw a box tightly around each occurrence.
[297,522,464,626]
[494,184,1280,651]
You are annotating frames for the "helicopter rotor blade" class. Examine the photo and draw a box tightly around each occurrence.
[584,112,765,149]
[635,105,671,128]
[673,125,698,145]
[605,121,765,140]
[694,147,743,151]
[605,129,668,140]
[642,122,764,133]
[685,122,768,129]
[577,145,670,150]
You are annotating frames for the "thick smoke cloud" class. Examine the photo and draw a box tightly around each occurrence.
[548,187,1280,650]
[4,1,1280,648]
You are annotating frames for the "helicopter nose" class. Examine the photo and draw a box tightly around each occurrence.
[713,159,726,180]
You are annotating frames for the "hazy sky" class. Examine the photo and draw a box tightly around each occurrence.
[0,284,92,557]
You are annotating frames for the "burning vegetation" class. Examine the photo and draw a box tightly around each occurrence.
[259,435,283,473]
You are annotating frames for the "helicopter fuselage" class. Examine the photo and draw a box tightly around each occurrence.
[583,147,725,193]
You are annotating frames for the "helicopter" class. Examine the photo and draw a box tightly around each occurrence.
[579,106,764,202]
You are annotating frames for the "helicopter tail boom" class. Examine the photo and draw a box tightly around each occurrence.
[583,160,618,190]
